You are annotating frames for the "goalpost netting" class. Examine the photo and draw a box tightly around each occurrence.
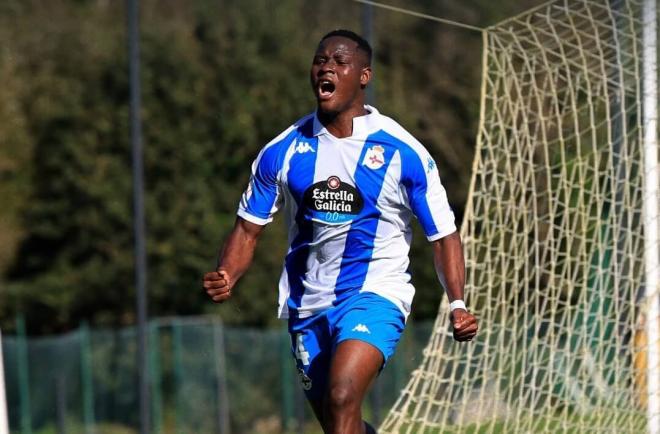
[381,0,659,432]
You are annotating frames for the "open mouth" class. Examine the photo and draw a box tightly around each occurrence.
[317,79,336,100]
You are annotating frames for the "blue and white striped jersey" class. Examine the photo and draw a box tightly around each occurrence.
[238,106,456,319]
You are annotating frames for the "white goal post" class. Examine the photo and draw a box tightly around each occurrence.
[642,0,659,432]
[381,0,660,433]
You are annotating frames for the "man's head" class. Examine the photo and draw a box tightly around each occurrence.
[310,30,373,116]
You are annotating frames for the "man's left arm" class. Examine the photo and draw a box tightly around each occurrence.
[432,231,478,342]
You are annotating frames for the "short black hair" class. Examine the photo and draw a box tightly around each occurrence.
[320,29,372,65]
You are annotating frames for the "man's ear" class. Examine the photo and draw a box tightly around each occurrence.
[360,66,372,87]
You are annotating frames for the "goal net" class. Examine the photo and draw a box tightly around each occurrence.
[381,0,658,432]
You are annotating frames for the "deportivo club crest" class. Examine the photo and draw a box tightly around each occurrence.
[297,367,313,390]
[362,145,386,169]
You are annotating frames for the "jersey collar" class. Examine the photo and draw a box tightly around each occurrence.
[312,105,380,138]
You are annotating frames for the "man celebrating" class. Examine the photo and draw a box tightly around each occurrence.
[203,29,478,434]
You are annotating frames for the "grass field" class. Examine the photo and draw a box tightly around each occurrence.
[391,408,646,434]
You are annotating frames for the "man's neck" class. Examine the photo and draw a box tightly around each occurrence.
[318,104,368,139]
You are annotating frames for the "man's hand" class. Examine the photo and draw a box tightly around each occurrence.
[203,269,233,303]
[204,217,265,305]
[451,309,478,342]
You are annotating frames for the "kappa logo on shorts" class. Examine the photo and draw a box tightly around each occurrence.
[297,367,313,390]
[352,324,371,334]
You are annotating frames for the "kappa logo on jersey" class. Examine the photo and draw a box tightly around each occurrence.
[352,324,371,334]
[295,141,315,154]
[362,145,386,169]
[427,156,436,173]
[303,176,364,216]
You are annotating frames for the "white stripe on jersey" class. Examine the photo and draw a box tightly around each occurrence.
[299,126,366,314]
[379,116,457,240]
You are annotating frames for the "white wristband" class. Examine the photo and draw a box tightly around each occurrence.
[449,300,467,312]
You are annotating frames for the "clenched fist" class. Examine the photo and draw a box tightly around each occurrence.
[203,269,233,303]
[451,309,478,342]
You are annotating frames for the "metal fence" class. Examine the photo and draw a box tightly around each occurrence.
[2,316,433,434]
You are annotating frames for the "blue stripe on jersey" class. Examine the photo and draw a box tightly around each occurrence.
[398,139,438,237]
[285,119,318,314]
[333,131,397,302]
[245,129,298,220]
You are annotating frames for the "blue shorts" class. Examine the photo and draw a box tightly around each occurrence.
[288,291,406,401]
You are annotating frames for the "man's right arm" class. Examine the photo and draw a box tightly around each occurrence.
[203,217,265,303]
[206,122,296,303]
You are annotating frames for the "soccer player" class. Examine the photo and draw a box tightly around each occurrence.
[203,29,478,434]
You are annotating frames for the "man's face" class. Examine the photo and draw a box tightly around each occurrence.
[310,36,371,115]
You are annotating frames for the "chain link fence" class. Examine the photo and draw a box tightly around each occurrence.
[2,316,433,433]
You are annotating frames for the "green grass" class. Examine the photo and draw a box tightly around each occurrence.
[388,408,646,434]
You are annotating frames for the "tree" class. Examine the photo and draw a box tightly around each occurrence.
[1,0,544,333]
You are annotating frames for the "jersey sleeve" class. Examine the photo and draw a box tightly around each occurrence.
[237,143,285,225]
[400,145,457,241]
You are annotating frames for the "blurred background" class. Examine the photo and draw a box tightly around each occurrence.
[0,0,545,432]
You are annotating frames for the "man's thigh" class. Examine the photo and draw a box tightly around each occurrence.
[322,293,406,430]
[288,292,406,420]
[326,338,383,401]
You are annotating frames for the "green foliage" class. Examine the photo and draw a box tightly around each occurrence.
[2,1,134,333]
[0,0,543,333]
